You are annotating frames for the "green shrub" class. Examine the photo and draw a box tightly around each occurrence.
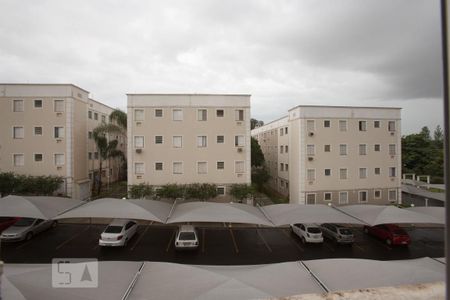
[158,184,186,199]
[230,184,255,200]
[185,183,217,200]
[0,172,64,197]
[128,183,153,199]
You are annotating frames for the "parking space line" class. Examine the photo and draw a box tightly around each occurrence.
[166,230,176,252]
[130,224,151,251]
[202,229,206,253]
[256,229,272,252]
[281,228,304,252]
[229,229,239,254]
[55,226,91,250]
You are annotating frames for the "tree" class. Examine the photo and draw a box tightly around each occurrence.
[420,126,431,140]
[434,125,444,148]
[230,184,255,201]
[0,172,15,197]
[109,109,127,130]
[250,118,264,130]
[251,137,265,167]
[251,167,270,191]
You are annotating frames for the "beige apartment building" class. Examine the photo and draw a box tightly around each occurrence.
[0,84,124,200]
[127,94,251,198]
[252,105,402,205]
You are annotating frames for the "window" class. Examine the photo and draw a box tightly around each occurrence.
[54,154,65,166]
[135,163,144,174]
[307,169,315,181]
[374,120,380,128]
[359,168,367,179]
[34,100,42,108]
[324,145,331,152]
[197,136,207,147]
[339,191,348,204]
[155,162,163,170]
[134,109,144,121]
[235,109,244,121]
[216,109,224,117]
[285,164,289,171]
[173,162,183,174]
[13,154,24,166]
[388,121,396,132]
[280,128,284,136]
[217,161,225,170]
[88,131,92,139]
[155,136,163,144]
[324,120,330,128]
[339,144,347,156]
[375,167,381,175]
[94,152,99,159]
[389,190,397,201]
[88,111,92,119]
[374,190,382,199]
[306,194,316,205]
[54,100,65,112]
[359,191,368,203]
[13,100,24,112]
[101,115,106,123]
[359,121,367,131]
[134,136,144,148]
[280,163,284,171]
[285,127,288,134]
[88,152,92,160]
[155,109,163,117]
[325,169,331,176]
[359,144,367,155]
[389,167,396,177]
[54,127,64,138]
[374,144,380,152]
[307,120,315,132]
[389,144,396,155]
[235,161,245,173]
[172,136,182,148]
[34,154,43,162]
[339,120,347,131]
[285,145,288,153]
[172,109,183,121]
[324,192,332,201]
[235,135,244,147]
[217,135,224,143]
[197,162,207,174]
[280,146,283,153]
[13,126,24,139]
[307,144,315,156]
[94,112,99,120]
[339,168,348,179]
[198,109,207,121]
[217,186,225,195]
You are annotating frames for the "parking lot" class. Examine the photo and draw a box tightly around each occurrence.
[0,224,444,265]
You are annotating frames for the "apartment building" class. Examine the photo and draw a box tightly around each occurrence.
[0,84,124,200]
[127,94,251,198]
[252,105,402,205]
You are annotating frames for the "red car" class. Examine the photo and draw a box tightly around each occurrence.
[0,217,19,233]
[364,224,411,246]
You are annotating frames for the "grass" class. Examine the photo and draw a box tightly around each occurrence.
[428,187,444,193]
[92,181,128,200]
[258,186,289,204]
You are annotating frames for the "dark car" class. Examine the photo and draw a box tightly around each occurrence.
[0,217,19,233]
[320,223,354,244]
[364,224,410,246]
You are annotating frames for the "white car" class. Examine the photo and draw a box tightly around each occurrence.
[175,225,199,250]
[99,219,138,247]
[290,223,323,244]
[0,218,56,242]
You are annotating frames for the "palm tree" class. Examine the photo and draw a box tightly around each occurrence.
[109,109,127,130]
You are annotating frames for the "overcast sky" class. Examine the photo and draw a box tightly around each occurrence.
[0,0,443,134]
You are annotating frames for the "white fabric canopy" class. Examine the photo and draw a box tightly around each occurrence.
[166,201,273,226]
[405,207,445,224]
[336,205,442,226]
[54,198,172,223]
[0,195,83,220]
[262,204,364,226]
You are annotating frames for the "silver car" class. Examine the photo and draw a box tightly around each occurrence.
[320,223,354,244]
[175,225,199,250]
[0,218,57,242]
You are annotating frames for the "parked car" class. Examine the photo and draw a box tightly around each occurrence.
[290,223,323,244]
[99,219,138,247]
[0,217,19,233]
[0,218,56,242]
[175,225,199,250]
[320,223,355,244]
[364,224,411,246]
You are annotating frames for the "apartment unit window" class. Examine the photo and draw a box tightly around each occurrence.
[374,121,380,128]
[173,136,182,148]
[94,152,99,159]
[235,109,244,121]
[197,136,207,147]
[280,163,284,171]
[235,135,244,147]
[235,161,245,173]
[155,109,163,117]
[374,190,382,199]
[13,154,24,166]
[285,127,288,134]
[155,162,163,170]
[324,192,332,201]
[324,145,331,152]
[389,144,396,155]
[173,109,183,121]
[54,154,65,166]
[359,121,367,131]
[307,120,315,132]
[339,191,348,204]
[307,169,315,181]
[306,144,315,156]
[198,109,207,121]
[285,164,289,171]
[217,161,225,170]
[13,126,24,139]
[285,145,288,153]
[88,131,92,139]
[101,115,106,123]
[306,194,316,205]
[389,167,396,177]
[389,190,397,201]
[34,100,43,108]
[134,109,144,121]
[197,162,207,174]
[359,144,367,155]
[88,152,92,160]
[324,169,331,176]
[94,113,99,120]
[280,128,284,136]
[388,121,396,132]
[339,120,347,132]
[375,167,381,175]
[324,120,330,128]
[134,136,144,148]
[280,146,283,154]
[216,109,224,117]
[54,127,64,138]
[173,162,183,174]
[359,191,368,203]
[217,186,225,195]
[359,168,367,179]
[88,111,92,119]
[54,100,65,112]
[339,144,347,156]
[135,163,144,174]
[217,135,224,143]
[374,144,380,152]
[13,100,24,112]
[339,168,348,179]
[155,136,163,144]
[34,154,43,162]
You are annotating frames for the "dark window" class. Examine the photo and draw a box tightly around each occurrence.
[155,162,163,170]
[374,121,380,128]
[359,121,367,131]
[216,109,224,117]
[34,154,43,162]
[217,187,225,195]
[374,144,380,151]
[324,169,331,176]
[155,136,163,144]
[217,135,224,143]
[155,109,163,117]
[324,145,331,152]
[34,100,42,108]
[324,120,330,128]
[34,127,42,135]
[94,112,98,120]
[88,110,92,119]
[217,161,224,170]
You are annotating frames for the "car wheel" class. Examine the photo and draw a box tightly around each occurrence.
[124,238,128,247]
[301,237,306,244]
[25,232,33,241]
[386,239,392,246]
[51,221,58,228]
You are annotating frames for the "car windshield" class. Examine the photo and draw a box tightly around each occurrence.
[104,226,123,233]
[179,232,196,240]
[307,227,321,234]
[339,229,353,235]
[13,218,35,227]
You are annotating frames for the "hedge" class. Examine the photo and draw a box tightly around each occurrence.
[128,183,218,200]
[0,172,64,197]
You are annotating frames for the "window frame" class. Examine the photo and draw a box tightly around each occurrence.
[12,126,24,139]
[13,153,25,166]
[134,136,145,148]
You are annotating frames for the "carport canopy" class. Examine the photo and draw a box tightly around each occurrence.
[0,195,83,220]
[405,206,445,224]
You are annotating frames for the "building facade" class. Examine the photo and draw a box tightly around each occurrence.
[252,105,402,205]
[0,84,124,200]
[127,94,251,198]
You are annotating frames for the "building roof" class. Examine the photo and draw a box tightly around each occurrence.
[0,83,90,93]
[126,93,251,96]
[288,104,402,111]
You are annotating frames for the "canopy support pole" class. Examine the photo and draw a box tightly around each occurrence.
[121,261,146,300]
[298,261,329,293]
